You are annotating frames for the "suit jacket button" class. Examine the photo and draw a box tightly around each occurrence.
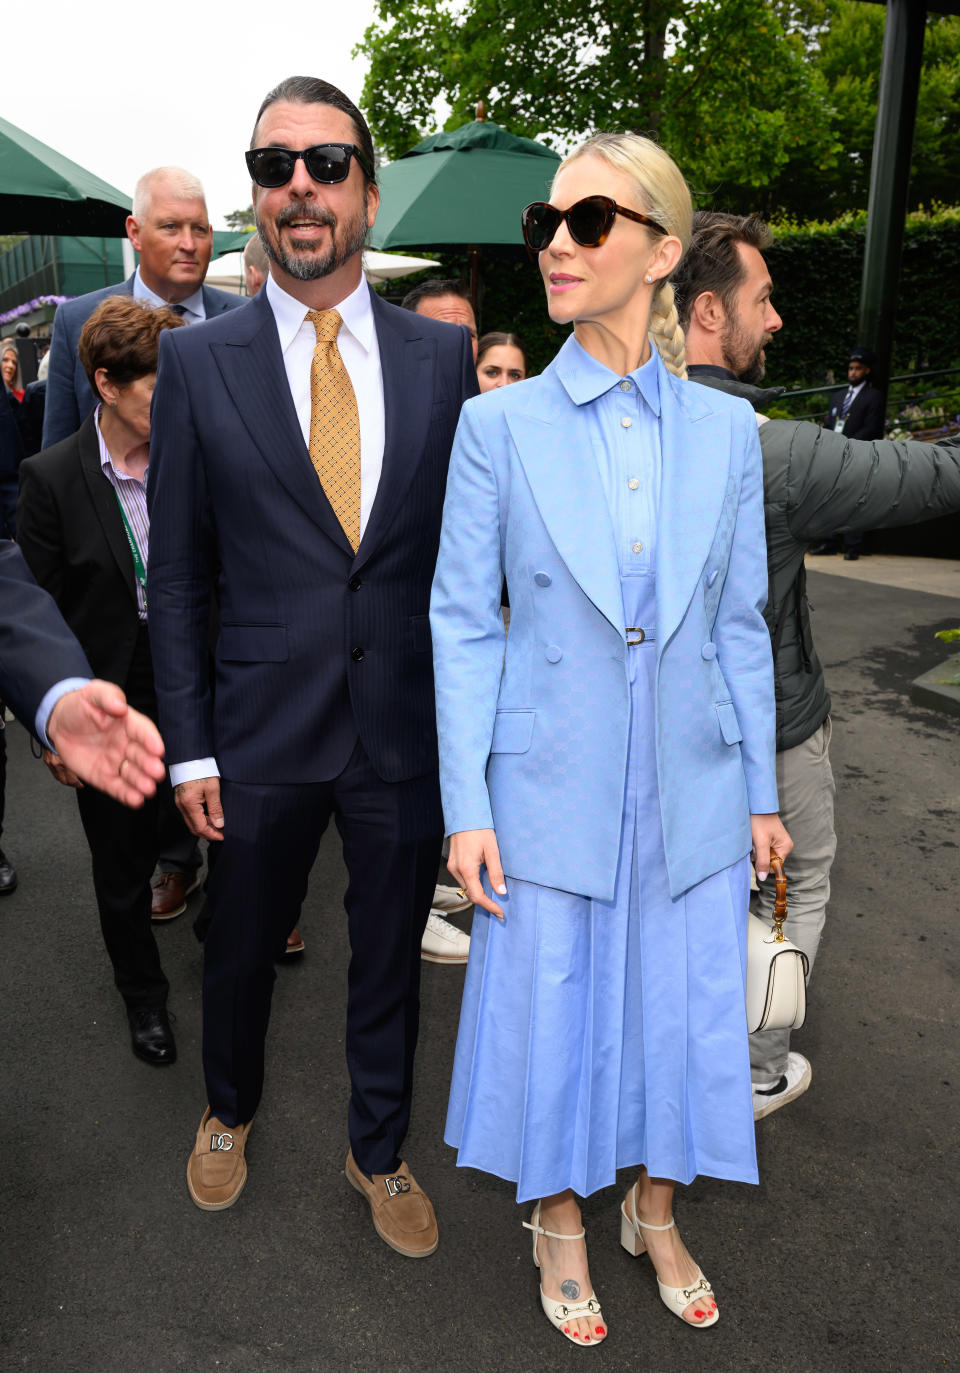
[351,646,365,662]
[348,575,362,591]
[545,644,562,663]
[706,568,719,587]
[701,642,717,660]
[534,571,551,587]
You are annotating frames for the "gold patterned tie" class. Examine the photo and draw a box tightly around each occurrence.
[306,308,361,552]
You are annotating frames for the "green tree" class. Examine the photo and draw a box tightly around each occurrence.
[356,0,837,199]
[225,206,255,232]
[356,0,960,218]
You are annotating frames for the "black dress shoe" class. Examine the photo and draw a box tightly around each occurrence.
[127,1006,177,1065]
[843,550,860,560]
[0,848,17,895]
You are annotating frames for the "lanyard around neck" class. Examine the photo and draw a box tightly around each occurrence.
[113,487,147,603]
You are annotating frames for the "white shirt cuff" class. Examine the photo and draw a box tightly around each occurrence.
[169,757,220,787]
[35,678,92,749]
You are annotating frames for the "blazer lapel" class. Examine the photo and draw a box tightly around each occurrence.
[210,290,353,554]
[353,291,436,568]
[655,361,731,650]
[506,367,624,636]
[77,412,139,609]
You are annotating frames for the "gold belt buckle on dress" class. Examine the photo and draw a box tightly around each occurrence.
[625,626,646,646]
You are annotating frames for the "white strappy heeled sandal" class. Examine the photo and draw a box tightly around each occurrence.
[620,1183,719,1328]
[523,1202,606,1346]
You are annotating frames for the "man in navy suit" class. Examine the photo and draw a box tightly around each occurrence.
[147,76,477,1249]
[42,166,245,449]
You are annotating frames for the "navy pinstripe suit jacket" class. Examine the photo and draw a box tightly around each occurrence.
[147,284,478,788]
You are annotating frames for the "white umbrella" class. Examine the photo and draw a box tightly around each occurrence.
[362,249,436,283]
[202,248,437,295]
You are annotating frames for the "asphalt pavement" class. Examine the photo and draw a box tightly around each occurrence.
[1,562,957,1373]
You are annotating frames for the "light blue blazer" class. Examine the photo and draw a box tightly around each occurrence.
[430,338,778,901]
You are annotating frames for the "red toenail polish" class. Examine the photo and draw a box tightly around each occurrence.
[573,1332,580,1338]
[584,1336,591,1342]
[596,1327,605,1335]
[695,1311,704,1319]
[563,1328,569,1334]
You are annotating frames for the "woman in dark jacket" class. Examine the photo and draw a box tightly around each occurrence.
[18,296,186,1066]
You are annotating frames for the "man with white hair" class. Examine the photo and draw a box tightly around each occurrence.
[42,167,244,449]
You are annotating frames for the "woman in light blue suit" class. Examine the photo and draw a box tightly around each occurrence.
[430,134,791,1345]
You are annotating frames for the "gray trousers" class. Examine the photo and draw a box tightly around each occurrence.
[750,717,837,1083]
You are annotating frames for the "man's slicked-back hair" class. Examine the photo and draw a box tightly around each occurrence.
[401,279,471,314]
[673,211,773,330]
[251,76,376,186]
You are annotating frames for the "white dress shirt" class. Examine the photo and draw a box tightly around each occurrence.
[169,271,385,787]
[133,267,206,323]
[265,271,385,536]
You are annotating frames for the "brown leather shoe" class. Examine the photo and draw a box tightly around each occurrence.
[345,1149,438,1257]
[187,1107,253,1211]
[152,871,201,921]
[285,927,305,955]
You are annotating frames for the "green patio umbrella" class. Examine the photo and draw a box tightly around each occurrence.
[369,120,560,306]
[0,114,131,235]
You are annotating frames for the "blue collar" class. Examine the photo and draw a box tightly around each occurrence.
[553,333,661,416]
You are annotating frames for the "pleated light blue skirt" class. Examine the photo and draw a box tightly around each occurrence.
[444,574,758,1202]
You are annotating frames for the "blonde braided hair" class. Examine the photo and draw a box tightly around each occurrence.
[556,132,692,378]
[648,280,687,379]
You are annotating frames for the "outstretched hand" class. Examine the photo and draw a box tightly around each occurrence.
[46,680,165,808]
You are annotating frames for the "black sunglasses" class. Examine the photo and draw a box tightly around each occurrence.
[521,195,665,252]
[245,143,374,188]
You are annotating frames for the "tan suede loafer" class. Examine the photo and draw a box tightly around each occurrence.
[187,1107,253,1211]
[345,1149,438,1258]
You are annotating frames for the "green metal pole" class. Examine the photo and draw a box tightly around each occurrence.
[857,0,927,391]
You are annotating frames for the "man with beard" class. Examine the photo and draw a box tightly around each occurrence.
[147,76,477,1247]
[675,210,960,1121]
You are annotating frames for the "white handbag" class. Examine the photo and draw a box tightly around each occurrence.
[746,854,809,1034]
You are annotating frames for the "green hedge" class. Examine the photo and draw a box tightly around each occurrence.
[379,205,960,388]
[764,205,960,390]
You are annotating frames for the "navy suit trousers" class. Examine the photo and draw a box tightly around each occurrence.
[202,740,442,1174]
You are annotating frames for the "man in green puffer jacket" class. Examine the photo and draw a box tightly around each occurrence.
[675,211,960,1120]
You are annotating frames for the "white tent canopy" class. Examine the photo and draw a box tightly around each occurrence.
[205,248,437,294]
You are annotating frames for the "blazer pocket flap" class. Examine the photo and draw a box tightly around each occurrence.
[490,709,535,754]
[715,700,743,745]
[218,623,288,663]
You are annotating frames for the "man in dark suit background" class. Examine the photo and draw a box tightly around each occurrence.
[42,165,245,917]
[42,166,245,449]
[818,345,887,558]
[147,76,477,1249]
[825,345,886,441]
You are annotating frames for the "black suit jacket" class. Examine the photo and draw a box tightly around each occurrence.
[825,381,886,441]
[0,540,92,732]
[18,412,144,688]
[148,283,478,786]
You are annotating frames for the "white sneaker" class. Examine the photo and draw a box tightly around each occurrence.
[421,910,470,965]
[752,1052,812,1120]
[432,883,473,914]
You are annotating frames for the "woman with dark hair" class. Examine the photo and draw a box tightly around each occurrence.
[18,296,188,1067]
[476,332,527,392]
[432,133,790,1344]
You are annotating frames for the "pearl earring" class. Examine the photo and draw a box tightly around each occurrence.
[644,274,654,284]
